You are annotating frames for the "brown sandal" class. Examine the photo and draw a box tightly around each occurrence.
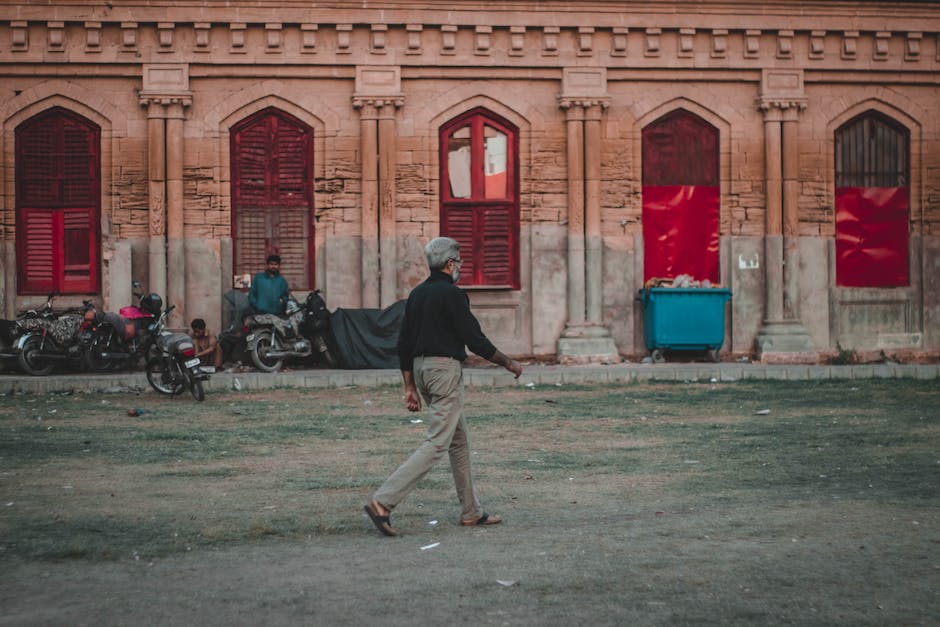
[461,512,502,526]
[364,501,398,537]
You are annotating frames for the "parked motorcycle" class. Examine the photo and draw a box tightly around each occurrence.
[81,293,162,372]
[144,304,209,401]
[244,290,336,372]
[0,293,58,371]
[15,299,97,376]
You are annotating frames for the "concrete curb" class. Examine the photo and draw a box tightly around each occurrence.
[1,362,937,394]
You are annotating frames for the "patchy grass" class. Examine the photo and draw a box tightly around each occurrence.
[0,380,937,625]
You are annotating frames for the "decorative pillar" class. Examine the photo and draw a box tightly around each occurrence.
[165,101,186,328]
[563,103,586,326]
[378,104,399,308]
[139,64,192,322]
[145,102,167,304]
[584,104,603,326]
[782,109,801,320]
[358,101,379,309]
[353,66,404,310]
[762,107,784,324]
[556,68,619,363]
[755,70,814,358]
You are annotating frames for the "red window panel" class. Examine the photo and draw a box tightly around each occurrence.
[642,109,720,282]
[835,112,910,287]
[16,107,100,295]
[642,186,720,283]
[835,187,909,287]
[231,108,314,290]
[440,108,520,289]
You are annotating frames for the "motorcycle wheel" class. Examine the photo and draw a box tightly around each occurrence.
[17,335,56,376]
[250,330,283,373]
[84,330,121,372]
[189,377,206,402]
[145,357,184,395]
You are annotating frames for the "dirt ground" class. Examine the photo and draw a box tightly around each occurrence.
[1,381,938,626]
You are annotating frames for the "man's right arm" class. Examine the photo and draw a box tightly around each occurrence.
[401,370,421,412]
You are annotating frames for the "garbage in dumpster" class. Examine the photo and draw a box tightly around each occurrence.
[638,281,731,364]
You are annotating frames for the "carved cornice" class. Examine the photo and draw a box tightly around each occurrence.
[558,97,610,110]
[756,97,807,112]
[352,96,404,109]
[139,92,193,108]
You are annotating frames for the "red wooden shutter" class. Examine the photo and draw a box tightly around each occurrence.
[481,206,513,285]
[16,108,100,295]
[19,209,56,294]
[440,108,519,289]
[642,109,720,283]
[61,208,97,293]
[442,205,476,281]
[231,108,314,290]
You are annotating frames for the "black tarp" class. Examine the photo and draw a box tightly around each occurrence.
[329,300,405,369]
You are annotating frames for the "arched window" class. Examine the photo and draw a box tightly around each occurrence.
[641,109,720,283]
[439,107,520,289]
[230,107,314,290]
[16,107,100,295]
[835,111,909,287]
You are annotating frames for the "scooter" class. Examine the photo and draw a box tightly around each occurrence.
[144,304,210,401]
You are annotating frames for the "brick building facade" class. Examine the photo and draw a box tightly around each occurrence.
[1,1,938,362]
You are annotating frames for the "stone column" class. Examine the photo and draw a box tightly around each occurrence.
[165,101,186,327]
[353,67,404,310]
[357,101,379,309]
[378,103,399,308]
[556,67,619,363]
[145,101,167,303]
[782,109,801,320]
[755,69,814,358]
[584,104,604,326]
[139,64,192,315]
[563,103,586,326]
[762,107,784,324]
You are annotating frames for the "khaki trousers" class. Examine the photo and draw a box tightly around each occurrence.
[373,356,482,522]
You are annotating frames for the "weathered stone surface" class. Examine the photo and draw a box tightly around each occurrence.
[0,2,938,360]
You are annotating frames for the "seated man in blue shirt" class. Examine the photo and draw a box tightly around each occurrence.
[248,254,290,316]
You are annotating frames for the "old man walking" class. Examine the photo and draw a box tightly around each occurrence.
[364,237,523,536]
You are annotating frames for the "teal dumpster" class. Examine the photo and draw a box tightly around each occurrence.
[638,287,732,363]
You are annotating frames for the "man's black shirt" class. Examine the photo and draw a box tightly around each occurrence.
[397,270,497,372]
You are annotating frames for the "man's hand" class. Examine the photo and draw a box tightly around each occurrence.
[401,370,421,412]
[491,350,523,379]
[404,387,422,412]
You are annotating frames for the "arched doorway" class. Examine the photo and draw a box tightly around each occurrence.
[230,107,314,290]
[15,106,100,295]
[641,109,720,284]
[834,111,910,287]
